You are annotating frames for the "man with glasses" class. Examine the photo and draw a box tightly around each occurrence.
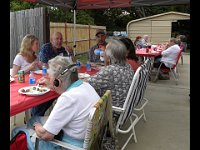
[88,29,107,63]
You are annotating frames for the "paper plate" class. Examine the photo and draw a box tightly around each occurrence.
[18,86,50,96]
[33,70,43,74]
[78,73,90,79]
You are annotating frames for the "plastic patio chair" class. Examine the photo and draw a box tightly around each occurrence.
[34,90,115,150]
[154,48,183,85]
[112,64,150,150]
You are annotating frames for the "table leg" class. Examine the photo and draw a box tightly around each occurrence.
[24,109,31,124]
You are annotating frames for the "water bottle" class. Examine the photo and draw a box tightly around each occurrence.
[100,51,105,62]
[29,71,36,85]
[94,49,101,55]
[76,59,81,70]
[86,61,92,72]
[42,64,47,76]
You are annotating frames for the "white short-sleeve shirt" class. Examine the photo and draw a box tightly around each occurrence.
[43,82,100,139]
[161,44,181,68]
[13,54,31,71]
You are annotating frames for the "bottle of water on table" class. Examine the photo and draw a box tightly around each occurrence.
[29,71,36,85]
[42,63,47,76]
[76,59,81,70]
[86,61,92,72]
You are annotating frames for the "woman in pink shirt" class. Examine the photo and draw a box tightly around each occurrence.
[119,37,140,72]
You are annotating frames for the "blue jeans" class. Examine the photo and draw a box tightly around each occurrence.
[31,98,56,116]
[27,116,84,149]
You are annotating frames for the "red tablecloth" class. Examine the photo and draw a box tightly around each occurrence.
[78,65,99,75]
[136,48,162,57]
[10,74,60,116]
[10,67,99,116]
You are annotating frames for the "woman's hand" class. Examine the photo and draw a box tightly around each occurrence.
[27,61,38,73]
[37,77,51,87]
[34,123,54,140]
[34,123,45,138]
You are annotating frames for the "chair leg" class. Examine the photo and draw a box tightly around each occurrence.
[153,63,162,82]
[130,117,137,143]
[132,127,137,143]
[35,138,39,150]
[13,115,16,126]
[142,109,147,121]
[170,69,178,85]
[181,54,183,65]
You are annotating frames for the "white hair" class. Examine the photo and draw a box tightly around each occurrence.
[105,38,127,65]
[48,56,73,77]
[48,56,78,90]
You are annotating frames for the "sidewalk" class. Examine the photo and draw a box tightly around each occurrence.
[118,53,190,150]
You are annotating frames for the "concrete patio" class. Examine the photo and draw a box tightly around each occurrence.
[118,53,190,150]
[10,53,190,150]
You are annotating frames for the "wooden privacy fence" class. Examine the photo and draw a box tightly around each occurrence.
[50,22,106,55]
[10,7,48,68]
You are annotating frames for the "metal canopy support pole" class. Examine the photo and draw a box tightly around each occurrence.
[73,9,76,56]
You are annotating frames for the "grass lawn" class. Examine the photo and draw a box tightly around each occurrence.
[75,53,88,64]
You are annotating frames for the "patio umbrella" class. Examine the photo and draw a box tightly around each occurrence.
[24,0,190,55]
[24,0,190,9]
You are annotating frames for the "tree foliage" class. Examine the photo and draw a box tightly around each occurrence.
[10,0,190,31]
[10,0,38,11]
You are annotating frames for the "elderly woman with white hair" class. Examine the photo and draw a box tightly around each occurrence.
[141,35,151,48]
[87,38,134,109]
[11,56,100,149]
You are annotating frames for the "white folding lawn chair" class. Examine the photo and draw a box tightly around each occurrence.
[112,63,150,150]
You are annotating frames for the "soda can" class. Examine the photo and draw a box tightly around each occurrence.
[18,70,25,83]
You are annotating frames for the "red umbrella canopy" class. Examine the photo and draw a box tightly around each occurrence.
[77,0,131,9]
[23,0,190,10]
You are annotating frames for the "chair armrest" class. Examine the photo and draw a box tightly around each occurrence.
[32,133,83,150]
[134,98,149,111]
[112,106,124,112]
[160,60,174,65]
[49,139,83,150]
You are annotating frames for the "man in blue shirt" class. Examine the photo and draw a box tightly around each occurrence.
[39,32,74,67]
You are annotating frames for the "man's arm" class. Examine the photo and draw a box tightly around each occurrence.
[38,44,49,68]
[65,45,75,62]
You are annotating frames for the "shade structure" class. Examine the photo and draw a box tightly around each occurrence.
[25,0,190,10]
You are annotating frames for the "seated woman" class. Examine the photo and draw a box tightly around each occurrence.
[141,35,151,48]
[11,34,40,76]
[133,36,143,49]
[12,56,100,149]
[153,38,181,79]
[119,37,140,72]
[86,38,134,110]
[154,38,180,68]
